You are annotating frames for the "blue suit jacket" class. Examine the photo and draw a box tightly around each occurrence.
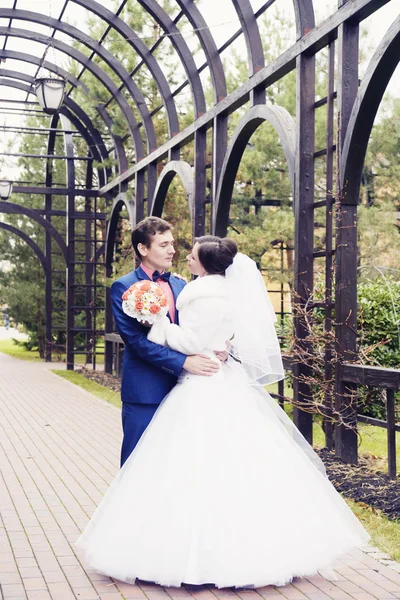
[110,266,187,405]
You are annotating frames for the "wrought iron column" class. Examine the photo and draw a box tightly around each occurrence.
[292,50,316,444]
[61,115,76,371]
[85,158,94,365]
[44,114,59,362]
[193,129,207,237]
[335,3,360,463]
[211,115,228,234]
[324,41,336,450]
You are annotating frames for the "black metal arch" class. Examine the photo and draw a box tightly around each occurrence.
[292,0,315,39]
[60,105,109,190]
[105,193,136,269]
[96,106,127,184]
[0,49,125,180]
[231,0,265,78]
[0,202,67,262]
[340,15,400,205]
[70,0,180,139]
[0,49,89,94]
[150,160,194,220]
[214,104,296,236]
[0,75,109,187]
[135,0,206,117]
[0,8,157,153]
[0,20,146,160]
[173,0,227,103]
[0,222,48,276]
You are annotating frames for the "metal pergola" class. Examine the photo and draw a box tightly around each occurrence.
[0,0,399,469]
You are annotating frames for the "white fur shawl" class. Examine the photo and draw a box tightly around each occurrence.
[148,274,233,355]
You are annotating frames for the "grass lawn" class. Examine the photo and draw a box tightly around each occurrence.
[0,338,104,365]
[0,338,42,361]
[345,498,400,562]
[51,369,121,408]
[313,418,400,474]
[73,352,105,365]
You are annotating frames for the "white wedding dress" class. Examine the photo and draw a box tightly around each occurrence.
[77,274,370,589]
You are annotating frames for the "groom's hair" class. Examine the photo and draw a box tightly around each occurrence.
[131,217,173,259]
[196,236,238,275]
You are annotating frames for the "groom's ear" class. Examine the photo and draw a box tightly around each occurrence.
[137,243,147,257]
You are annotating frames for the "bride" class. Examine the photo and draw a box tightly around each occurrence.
[77,236,369,589]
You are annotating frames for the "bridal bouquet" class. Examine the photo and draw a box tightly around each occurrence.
[122,281,169,325]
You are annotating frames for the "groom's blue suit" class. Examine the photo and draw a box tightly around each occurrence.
[110,265,187,465]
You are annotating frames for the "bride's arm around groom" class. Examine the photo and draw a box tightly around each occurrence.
[148,274,232,358]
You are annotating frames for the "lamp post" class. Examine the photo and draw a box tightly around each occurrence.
[0,180,13,200]
[34,77,66,115]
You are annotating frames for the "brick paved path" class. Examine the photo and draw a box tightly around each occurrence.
[1,348,400,600]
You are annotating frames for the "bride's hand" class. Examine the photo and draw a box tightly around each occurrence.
[215,350,229,363]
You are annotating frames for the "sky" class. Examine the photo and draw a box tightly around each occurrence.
[0,0,398,180]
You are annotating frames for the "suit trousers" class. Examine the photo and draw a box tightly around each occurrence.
[120,402,159,466]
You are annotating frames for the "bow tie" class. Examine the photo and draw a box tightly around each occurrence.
[152,270,171,283]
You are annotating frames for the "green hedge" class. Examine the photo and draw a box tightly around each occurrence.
[358,276,400,419]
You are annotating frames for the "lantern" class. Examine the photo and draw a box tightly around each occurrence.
[0,180,13,200]
[34,77,66,115]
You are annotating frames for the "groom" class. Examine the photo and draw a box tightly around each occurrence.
[111,216,221,466]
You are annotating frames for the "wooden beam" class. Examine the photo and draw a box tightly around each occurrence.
[342,363,400,389]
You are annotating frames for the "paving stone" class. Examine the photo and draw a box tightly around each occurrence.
[18,569,43,580]
[1,584,27,598]
[26,592,53,600]
[22,579,48,592]
[72,590,100,600]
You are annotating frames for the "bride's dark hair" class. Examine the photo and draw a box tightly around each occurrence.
[195,236,238,275]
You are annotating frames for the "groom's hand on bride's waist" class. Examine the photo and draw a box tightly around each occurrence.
[183,355,220,376]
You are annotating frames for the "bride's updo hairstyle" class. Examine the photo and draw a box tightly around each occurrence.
[196,236,238,275]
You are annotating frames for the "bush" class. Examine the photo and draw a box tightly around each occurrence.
[282,275,400,423]
[13,332,40,352]
[358,276,400,419]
